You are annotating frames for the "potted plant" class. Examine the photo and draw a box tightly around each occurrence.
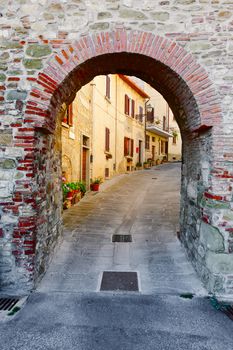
[75,181,86,197]
[62,183,70,201]
[90,177,103,191]
[143,161,150,169]
[136,162,142,170]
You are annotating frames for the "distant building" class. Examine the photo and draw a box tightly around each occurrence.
[61,74,181,190]
[143,84,182,162]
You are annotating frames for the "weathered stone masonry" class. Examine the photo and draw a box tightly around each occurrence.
[0,0,233,300]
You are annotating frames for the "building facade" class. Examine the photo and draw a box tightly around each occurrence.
[61,74,150,186]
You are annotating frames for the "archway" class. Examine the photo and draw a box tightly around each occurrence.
[4,28,230,299]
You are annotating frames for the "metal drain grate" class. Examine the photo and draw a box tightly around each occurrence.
[100,271,139,291]
[0,297,20,311]
[112,234,132,243]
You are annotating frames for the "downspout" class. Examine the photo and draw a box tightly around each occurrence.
[144,98,150,162]
[90,81,96,185]
[115,75,118,174]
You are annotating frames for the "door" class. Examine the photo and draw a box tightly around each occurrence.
[165,141,168,161]
[139,140,142,164]
[152,145,155,161]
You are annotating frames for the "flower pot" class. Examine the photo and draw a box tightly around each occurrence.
[91,183,100,191]
[67,191,73,199]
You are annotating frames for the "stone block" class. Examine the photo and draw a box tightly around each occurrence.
[119,9,147,20]
[26,44,52,58]
[150,12,169,21]
[97,12,112,20]
[0,158,16,169]
[0,131,13,146]
[199,222,224,252]
[206,251,233,274]
[7,90,27,101]
[0,73,6,81]
[23,59,43,70]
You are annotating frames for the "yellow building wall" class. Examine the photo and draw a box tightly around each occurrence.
[145,131,168,164]
[91,74,146,180]
[143,84,182,161]
[61,83,93,185]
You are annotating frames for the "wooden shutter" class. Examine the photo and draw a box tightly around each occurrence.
[105,127,110,151]
[125,94,130,115]
[124,137,128,156]
[131,100,135,117]
[106,75,110,99]
[68,104,73,126]
[130,139,134,157]
[147,108,154,123]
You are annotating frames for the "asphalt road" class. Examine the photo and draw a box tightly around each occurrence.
[0,163,232,349]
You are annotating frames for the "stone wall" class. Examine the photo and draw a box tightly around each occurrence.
[0,0,233,300]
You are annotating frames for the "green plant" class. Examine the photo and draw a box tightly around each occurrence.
[66,182,79,191]
[91,177,103,184]
[172,130,178,138]
[136,162,142,167]
[143,161,149,165]
[76,181,86,194]
[62,183,70,200]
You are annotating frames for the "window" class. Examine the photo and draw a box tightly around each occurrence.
[163,116,167,131]
[124,94,130,115]
[105,127,110,152]
[152,137,155,142]
[105,168,109,178]
[131,99,135,117]
[173,136,177,144]
[124,137,134,157]
[106,75,110,99]
[146,107,154,123]
[63,103,73,126]
[139,106,143,122]
[145,135,150,150]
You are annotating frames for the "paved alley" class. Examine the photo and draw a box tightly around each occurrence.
[0,163,232,350]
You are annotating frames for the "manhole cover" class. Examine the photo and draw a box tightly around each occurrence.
[100,271,139,291]
[0,297,20,311]
[112,234,132,243]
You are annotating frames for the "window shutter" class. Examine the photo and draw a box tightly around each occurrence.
[124,137,127,156]
[124,94,128,114]
[130,139,134,157]
[131,100,135,117]
[147,108,154,123]
[105,128,110,151]
[68,104,73,126]
[106,75,110,99]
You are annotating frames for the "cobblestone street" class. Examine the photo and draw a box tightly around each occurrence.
[0,163,232,350]
[38,163,205,296]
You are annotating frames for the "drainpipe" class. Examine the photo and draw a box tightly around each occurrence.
[144,98,150,162]
[115,75,118,174]
[90,81,96,184]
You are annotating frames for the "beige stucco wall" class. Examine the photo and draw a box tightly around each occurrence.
[92,74,146,179]
[61,74,147,184]
[61,83,93,184]
[142,84,182,161]
[145,130,168,164]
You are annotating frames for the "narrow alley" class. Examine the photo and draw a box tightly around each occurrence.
[0,163,232,350]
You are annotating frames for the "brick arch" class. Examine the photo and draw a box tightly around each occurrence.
[9,27,230,298]
[25,28,221,135]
